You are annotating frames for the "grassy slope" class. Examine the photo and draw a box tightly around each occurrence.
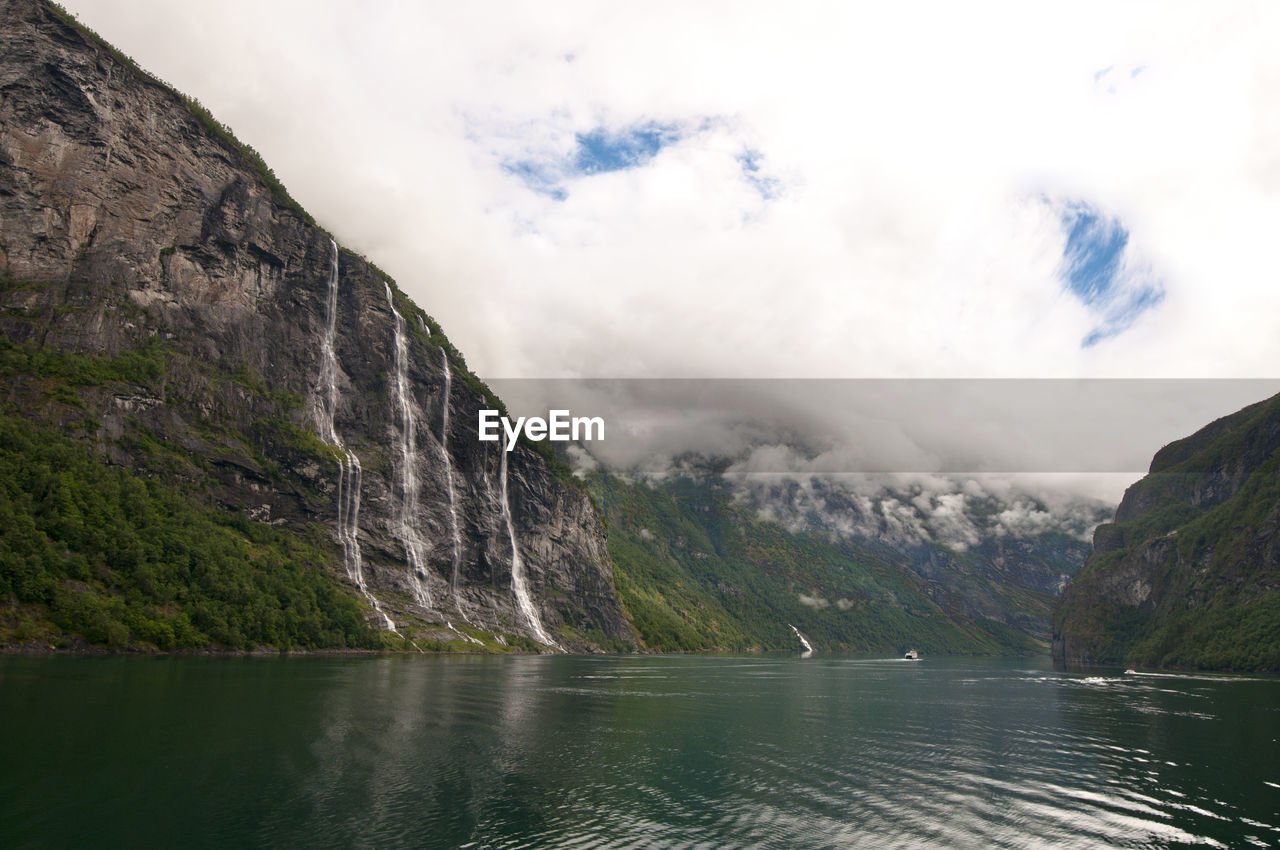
[1055,394,1280,671]
[0,329,390,651]
[590,473,1038,655]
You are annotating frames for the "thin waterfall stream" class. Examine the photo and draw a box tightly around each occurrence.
[438,347,464,602]
[789,624,813,652]
[313,239,395,633]
[436,345,478,643]
[499,450,557,649]
[384,284,432,610]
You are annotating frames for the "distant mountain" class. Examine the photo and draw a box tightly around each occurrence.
[1053,392,1280,671]
[589,467,1108,654]
[0,0,1116,658]
[0,0,633,652]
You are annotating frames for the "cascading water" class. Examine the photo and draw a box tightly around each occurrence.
[384,284,432,610]
[313,239,395,632]
[437,348,481,645]
[790,624,813,653]
[499,450,557,649]
[437,346,464,599]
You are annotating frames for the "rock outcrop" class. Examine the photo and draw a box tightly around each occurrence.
[0,0,634,651]
[1052,392,1280,671]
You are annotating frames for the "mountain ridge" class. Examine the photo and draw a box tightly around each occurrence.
[0,0,634,652]
[591,468,1106,654]
[1053,392,1280,671]
[2,0,1119,658]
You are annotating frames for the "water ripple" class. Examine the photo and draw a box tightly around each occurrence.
[2,655,1275,848]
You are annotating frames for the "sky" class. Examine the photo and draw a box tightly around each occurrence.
[61,1,1280,499]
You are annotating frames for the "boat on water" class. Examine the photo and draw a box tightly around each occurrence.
[904,649,919,660]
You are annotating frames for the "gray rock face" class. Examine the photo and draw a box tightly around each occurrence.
[0,0,634,651]
[1052,393,1280,669]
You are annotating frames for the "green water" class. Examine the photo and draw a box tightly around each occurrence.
[1,654,1277,848]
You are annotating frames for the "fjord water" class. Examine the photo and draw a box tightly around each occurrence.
[1,655,1276,848]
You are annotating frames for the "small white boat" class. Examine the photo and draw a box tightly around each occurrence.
[904,649,919,660]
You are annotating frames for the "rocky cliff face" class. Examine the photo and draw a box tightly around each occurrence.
[0,0,633,651]
[1052,393,1280,671]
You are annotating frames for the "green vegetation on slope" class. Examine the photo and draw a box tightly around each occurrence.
[0,324,385,651]
[1055,393,1280,671]
[0,413,379,651]
[3,3,597,652]
[589,472,1038,655]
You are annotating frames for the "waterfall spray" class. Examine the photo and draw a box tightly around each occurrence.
[438,347,464,599]
[384,284,432,610]
[417,318,472,639]
[499,450,557,649]
[313,239,395,632]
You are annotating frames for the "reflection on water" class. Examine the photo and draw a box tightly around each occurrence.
[1,655,1277,848]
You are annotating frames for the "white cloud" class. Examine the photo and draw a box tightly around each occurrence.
[798,593,830,610]
[501,378,1279,503]
[62,1,1280,378]
[728,470,1112,547]
[60,1,1280,501]
[921,492,982,552]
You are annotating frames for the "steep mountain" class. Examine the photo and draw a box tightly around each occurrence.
[1053,392,1280,671]
[589,469,1105,654]
[0,0,634,652]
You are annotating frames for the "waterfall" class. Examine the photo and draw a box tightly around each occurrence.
[384,283,432,610]
[499,450,557,649]
[313,239,395,632]
[421,316,468,631]
[790,624,813,653]
[438,347,464,599]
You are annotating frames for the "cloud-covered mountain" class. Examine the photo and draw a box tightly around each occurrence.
[585,454,1112,653]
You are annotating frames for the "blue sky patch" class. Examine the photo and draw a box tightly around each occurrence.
[500,159,568,201]
[1057,201,1164,347]
[501,120,685,200]
[1093,63,1146,95]
[1061,205,1128,306]
[572,122,682,176]
[737,149,781,200]
[1081,285,1164,347]
[498,118,781,208]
